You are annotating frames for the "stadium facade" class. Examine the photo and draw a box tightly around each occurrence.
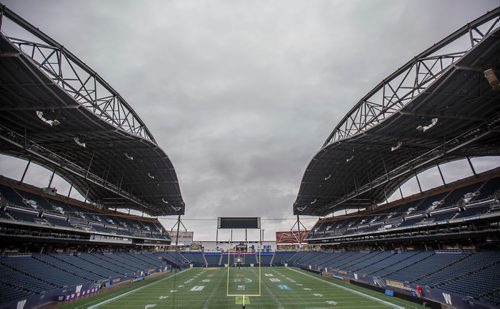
[0,3,499,309]
[0,4,185,308]
[293,6,500,309]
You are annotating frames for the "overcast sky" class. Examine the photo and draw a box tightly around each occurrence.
[1,0,499,241]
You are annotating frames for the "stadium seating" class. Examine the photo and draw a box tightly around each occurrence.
[1,256,90,287]
[1,250,499,306]
[271,251,297,265]
[308,175,500,242]
[180,252,206,267]
[204,252,222,266]
[0,179,171,242]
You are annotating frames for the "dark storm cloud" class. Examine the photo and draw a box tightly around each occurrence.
[1,0,499,240]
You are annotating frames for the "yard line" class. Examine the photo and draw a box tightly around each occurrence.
[287,268,405,309]
[202,269,225,309]
[85,269,191,309]
[259,268,284,309]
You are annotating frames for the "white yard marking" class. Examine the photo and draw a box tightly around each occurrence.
[159,296,168,300]
[190,285,205,291]
[304,287,312,291]
[170,290,178,293]
[326,300,338,305]
[313,293,323,297]
[144,305,156,309]
[85,269,190,309]
[288,268,405,309]
[202,279,211,282]
[261,270,284,309]
[269,278,281,282]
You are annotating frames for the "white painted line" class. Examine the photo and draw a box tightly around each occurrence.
[86,269,190,309]
[287,268,404,309]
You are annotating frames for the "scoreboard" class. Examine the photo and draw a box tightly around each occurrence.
[217,217,261,229]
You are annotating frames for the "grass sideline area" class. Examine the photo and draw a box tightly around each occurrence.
[59,267,425,308]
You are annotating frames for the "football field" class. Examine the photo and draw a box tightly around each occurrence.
[65,267,424,309]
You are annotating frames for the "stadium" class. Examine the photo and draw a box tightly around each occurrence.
[0,2,500,309]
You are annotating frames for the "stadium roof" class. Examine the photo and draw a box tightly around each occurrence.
[294,8,500,216]
[0,5,184,216]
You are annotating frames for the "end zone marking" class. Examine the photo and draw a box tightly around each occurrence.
[287,268,405,309]
[235,296,251,305]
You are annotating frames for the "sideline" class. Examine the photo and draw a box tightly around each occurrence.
[84,269,191,309]
[287,267,405,309]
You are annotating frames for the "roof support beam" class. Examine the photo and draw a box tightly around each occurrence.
[324,112,500,212]
[398,111,485,122]
[0,123,157,213]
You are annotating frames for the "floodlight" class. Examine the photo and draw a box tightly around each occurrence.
[391,141,403,152]
[416,118,438,132]
[346,155,354,162]
[484,68,500,91]
[124,152,134,160]
[147,172,155,179]
[324,174,332,180]
[296,205,307,212]
[35,110,60,127]
[73,137,86,148]
[161,198,168,204]
[170,205,182,212]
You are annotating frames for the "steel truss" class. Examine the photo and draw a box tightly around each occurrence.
[324,112,500,212]
[0,124,158,213]
[0,5,156,144]
[325,8,500,146]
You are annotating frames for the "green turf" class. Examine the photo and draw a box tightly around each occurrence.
[60,267,425,308]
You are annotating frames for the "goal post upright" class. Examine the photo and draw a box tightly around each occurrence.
[217,217,262,303]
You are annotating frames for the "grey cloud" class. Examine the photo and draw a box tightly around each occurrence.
[2,0,499,240]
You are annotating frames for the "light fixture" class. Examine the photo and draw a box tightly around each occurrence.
[170,205,182,212]
[346,155,354,162]
[391,141,403,152]
[73,137,86,148]
[36,111,60,127]
[484,68,500,91]
[124,152,134,160]
[161,198,168,204]
[310,199,317,205]
[296,205,307,212]
[324,174,332,181]
[416,118,438,132]
[147,172,155,179]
